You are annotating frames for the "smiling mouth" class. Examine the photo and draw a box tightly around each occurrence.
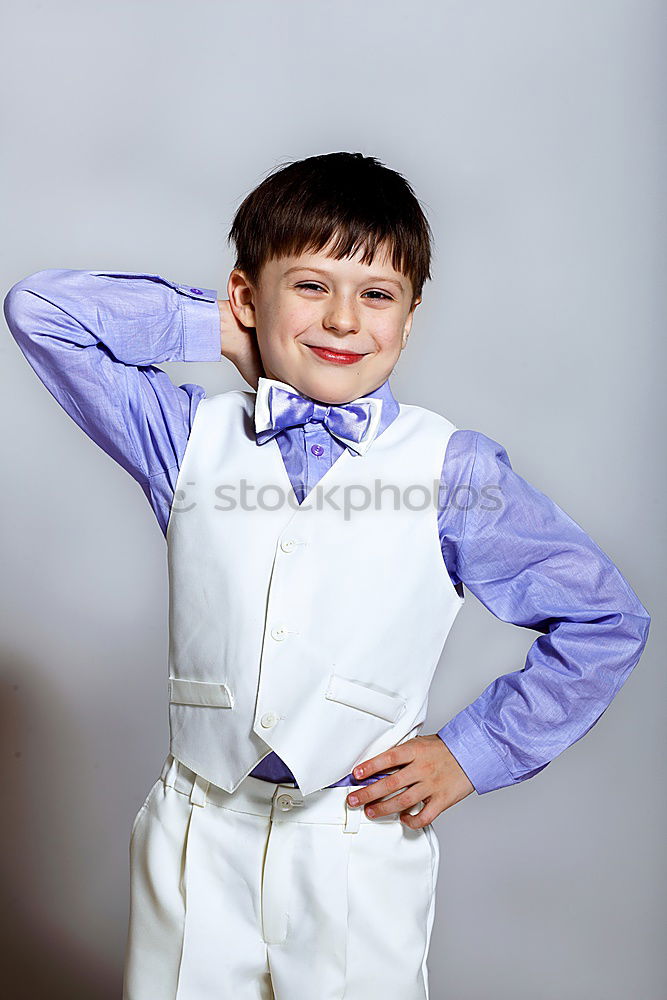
[306,345,368,365]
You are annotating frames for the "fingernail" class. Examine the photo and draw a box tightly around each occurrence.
[348,795,358,806]
[366,807,375,817]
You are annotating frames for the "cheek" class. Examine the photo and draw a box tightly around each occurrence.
[270,301,314,335]
[284,302,319,329]
[256,310,301,353]
[272,314,320,359]
[373,326,404,354]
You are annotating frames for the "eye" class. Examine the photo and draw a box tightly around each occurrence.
[295,283,393,301]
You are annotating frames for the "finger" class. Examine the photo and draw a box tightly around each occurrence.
[352,742,415,780]
[365,785,425,819]
[347,764,420,808]
[400,799,440,829]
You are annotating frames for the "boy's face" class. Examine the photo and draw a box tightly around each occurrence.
[227,236,420,404]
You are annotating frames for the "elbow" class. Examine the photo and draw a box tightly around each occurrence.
[627,590,651,648]
[618,602,651,652]
[4,281,32,347]
[618,603,651,674]
[577,603,651,685]
[601,589,651,661]
[3,271,60,345]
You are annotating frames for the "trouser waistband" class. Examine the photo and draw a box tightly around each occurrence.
[159,754,422,834]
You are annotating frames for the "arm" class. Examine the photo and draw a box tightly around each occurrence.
[436,429,651,794]
[3,269,258,533]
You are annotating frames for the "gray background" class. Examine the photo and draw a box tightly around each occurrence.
[1,1,664,996]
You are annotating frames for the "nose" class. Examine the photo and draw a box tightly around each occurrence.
[323,295,359,335]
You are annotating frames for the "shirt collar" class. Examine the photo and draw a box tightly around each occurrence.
[355,377,400,438]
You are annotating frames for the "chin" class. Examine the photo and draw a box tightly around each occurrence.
[302,374,362,406]
[271,359,373,405]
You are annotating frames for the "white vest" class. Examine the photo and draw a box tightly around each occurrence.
[166,389,465,796]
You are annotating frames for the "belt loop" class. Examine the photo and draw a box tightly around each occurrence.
[190,773,210,808]
[344,798,362,834]
[161,754,178,787]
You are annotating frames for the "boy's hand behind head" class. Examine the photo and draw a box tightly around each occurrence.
[217,298,265,390]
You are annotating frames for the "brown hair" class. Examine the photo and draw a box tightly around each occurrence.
[227,151,433,302]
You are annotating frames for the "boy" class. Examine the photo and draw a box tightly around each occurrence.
[4,151,650,1000]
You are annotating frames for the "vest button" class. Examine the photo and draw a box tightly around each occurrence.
[271,625,288,640]
[260,712,278,728]
[280,539,296,552]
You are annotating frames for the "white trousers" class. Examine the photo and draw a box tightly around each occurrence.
[122,754,440,1000]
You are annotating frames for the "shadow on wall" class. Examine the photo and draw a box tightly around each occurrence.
[0,651,121,998]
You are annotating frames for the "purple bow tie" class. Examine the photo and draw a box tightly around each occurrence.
[254,377,383,456]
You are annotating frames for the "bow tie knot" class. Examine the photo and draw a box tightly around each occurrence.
[254,377,383,456]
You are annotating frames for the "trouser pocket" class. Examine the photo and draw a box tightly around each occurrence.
[129,778,162,847]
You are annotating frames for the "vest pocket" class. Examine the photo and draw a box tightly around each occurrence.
[168,678,234,708]
[325,673,407,723]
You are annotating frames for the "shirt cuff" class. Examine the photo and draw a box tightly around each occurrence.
[436,706,517,795]
[175,283,222,362]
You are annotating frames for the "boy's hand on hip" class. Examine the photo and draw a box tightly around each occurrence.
[217,299,265,389]
[346,734,475,828]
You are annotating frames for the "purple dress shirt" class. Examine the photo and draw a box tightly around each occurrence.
[3,269,651,795]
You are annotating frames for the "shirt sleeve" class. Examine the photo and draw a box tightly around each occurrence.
[3,269,222,534]
[436,429,651,794]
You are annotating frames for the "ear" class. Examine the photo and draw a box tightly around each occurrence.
[227,269,257,328]
[401,296,421,349]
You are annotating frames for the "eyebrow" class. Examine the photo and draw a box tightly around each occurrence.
[283,265,405,293]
